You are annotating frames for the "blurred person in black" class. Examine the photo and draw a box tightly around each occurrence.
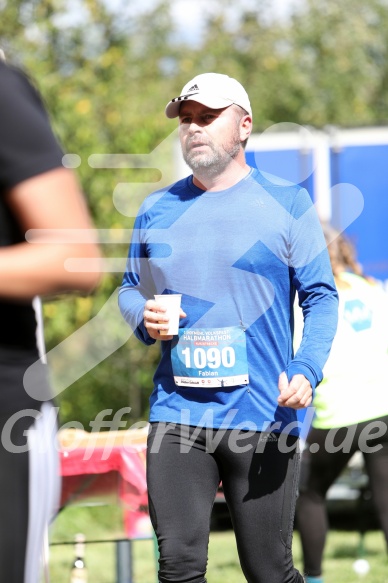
[0,55,101,583]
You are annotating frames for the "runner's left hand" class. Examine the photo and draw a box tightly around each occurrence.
[277,372,312,409]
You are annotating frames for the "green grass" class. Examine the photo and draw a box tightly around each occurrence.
[47,505,388,582]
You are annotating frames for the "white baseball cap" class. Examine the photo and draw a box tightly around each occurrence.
[165,72,252,119]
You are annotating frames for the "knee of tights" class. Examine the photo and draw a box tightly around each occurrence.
[158,540,207,583]
[158,559,207,583]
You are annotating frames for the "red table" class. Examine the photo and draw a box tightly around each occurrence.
[58,426,152,539]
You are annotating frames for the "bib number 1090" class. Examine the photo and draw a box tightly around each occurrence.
[181,346,236,369]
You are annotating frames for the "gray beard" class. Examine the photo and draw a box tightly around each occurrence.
[183,142,241,177]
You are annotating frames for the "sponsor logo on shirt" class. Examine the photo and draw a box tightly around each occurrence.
[344,299,372,332]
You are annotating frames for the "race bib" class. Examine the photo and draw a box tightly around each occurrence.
[171,326,249,388]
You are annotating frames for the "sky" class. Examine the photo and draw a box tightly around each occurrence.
[167,0,300,42]
[103,0,303,43]
[55,0,303,46]
[168,0,300,27]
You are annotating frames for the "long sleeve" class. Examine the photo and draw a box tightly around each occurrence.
[285,188,338,388]
[118,212,157,346]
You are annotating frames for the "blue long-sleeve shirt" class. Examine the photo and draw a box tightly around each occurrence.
[119,168,338,435]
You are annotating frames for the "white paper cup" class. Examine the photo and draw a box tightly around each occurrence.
[154,294,182,335]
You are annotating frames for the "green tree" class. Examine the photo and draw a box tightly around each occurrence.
[287,0,388,126]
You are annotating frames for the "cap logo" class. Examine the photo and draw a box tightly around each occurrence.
[188,84,199,91]
[171,92,198,103]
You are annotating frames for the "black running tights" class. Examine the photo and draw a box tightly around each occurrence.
[147,422,305,583]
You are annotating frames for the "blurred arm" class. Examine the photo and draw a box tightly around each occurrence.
[0,167,101,299]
